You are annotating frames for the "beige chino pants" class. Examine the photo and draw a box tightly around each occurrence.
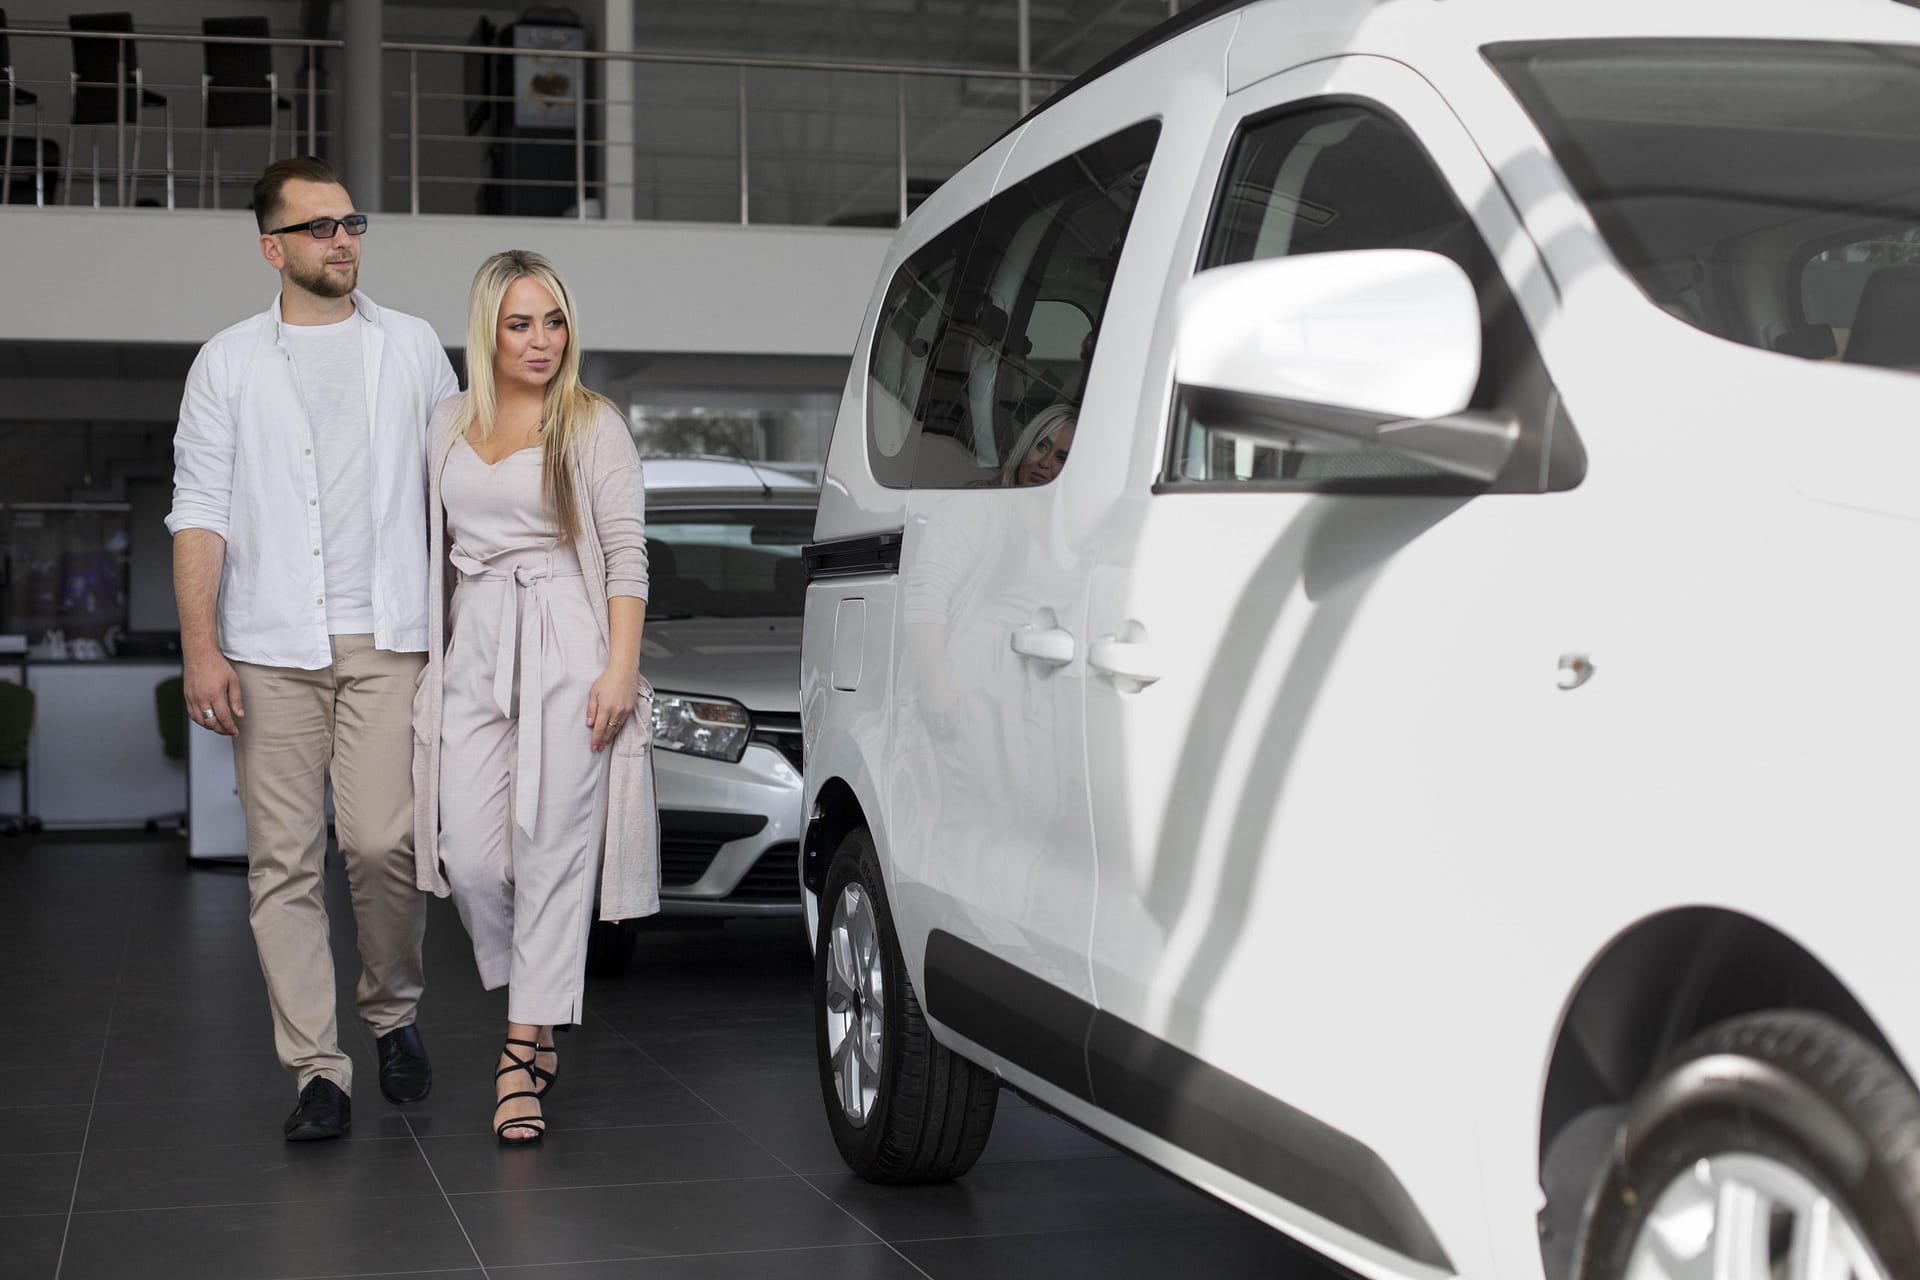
[230,634,427,1094]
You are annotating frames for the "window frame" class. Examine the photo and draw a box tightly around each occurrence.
[863,119,1162,492]
[864,211,984,490]
[1156,93,1583,497]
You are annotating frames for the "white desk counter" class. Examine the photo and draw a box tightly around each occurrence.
[26,659,186,829]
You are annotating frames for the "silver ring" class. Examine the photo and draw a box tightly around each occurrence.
[201,708,215,719]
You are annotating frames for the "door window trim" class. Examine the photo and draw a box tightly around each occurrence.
[1155,93,1583,496]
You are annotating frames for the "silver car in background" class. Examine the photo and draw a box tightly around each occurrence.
[587,456,816,976]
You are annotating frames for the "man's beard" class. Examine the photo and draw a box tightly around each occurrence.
[289,255,358,299]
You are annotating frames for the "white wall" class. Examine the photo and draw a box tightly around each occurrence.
[1,206,890,354]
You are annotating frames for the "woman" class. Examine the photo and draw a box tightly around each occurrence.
[999,402,1077,487]
[412,250,660,1145]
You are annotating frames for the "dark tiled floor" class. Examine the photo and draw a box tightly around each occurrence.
[0,835,1344,1280]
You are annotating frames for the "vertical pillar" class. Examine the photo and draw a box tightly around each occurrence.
[604,0,634,219]
[343,0,383,209]
[1017,0,1031,116]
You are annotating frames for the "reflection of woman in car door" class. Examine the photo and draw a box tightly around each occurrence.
[998,404,1076,488]
[411,250,660,1146]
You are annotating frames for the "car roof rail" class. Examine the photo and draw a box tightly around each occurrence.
[980,0,1258,155]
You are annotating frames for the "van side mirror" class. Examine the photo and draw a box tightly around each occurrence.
[1174,250,1516,484]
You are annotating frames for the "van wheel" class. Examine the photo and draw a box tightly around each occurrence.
[814,825,998,1183]
[584,918,638,979]
[1575,1011,1920,1280]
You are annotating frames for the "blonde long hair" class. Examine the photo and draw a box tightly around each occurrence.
[999,403,1078,486]
[454,249,615,541]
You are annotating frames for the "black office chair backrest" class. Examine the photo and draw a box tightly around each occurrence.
[203,17,274,130]
[1844,265,1920,370]
[1,9,17,124]
[0,679,34,769]
[68,11,141,126]
[154,675,186,762]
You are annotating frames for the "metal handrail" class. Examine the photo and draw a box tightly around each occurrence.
[0,24,1076,224]
[377,37,1073,86]
[0,25,1069,89]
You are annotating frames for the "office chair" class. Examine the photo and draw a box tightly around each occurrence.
[146,674,187,835]
[200,17,290,209]
[67,11,174,208]
[0,678,39,836]
[1,8,58,206]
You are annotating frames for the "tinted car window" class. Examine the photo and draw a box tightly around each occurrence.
[1489,39,1920,367]
[645,509,815,619]
[868,214,980,488]
[864,120,1160,490]
[1171,101,1569,491]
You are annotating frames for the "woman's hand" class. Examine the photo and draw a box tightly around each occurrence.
[586,663,639,753]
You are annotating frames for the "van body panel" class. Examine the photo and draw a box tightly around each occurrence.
[803,3,1920,1277]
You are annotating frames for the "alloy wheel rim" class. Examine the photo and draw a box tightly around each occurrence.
[824,881,885,1127]
[1624,1152,1887,1280]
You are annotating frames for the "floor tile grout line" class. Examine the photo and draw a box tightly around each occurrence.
[61,1115,733,1155]
[51,912,136,1280]
[444,1172,802,1198]
[261,1266,485,1280]
[585,1007,938,1280]
[440,1240,924,1274]
[57,1192,481,1219]
[46,1169,908,1220]
[271,1238,923,1279]
[401,1109,493,1280]
[874,1207,1261,1247]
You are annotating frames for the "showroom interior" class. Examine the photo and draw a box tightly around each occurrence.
[0,0,1326,1277]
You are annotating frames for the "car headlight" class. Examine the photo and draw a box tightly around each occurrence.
[650,692,752,763]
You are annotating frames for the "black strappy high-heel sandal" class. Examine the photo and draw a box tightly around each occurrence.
[531,1042,558,1099]
[494,1039,547,1146]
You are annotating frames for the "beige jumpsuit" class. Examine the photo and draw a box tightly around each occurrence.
[438,439,610,1026]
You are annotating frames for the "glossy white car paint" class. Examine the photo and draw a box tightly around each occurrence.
[1175,250,1483,422]
[802,3,1920,1278]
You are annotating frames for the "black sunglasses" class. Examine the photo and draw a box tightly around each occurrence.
[267,214,370,239]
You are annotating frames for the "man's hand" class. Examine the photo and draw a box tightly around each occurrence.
[184,649,244,736]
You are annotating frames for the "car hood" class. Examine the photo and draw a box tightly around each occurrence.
[640,616,802,714]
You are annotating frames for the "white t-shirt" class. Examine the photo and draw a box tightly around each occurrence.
[284,311,376,635]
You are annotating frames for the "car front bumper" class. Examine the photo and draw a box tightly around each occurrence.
[653,739,804,916]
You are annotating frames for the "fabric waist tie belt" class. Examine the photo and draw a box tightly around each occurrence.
[452,548,585,839]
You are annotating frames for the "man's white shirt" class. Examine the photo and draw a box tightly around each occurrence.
[167,290,459,670]
[283,310,376,635]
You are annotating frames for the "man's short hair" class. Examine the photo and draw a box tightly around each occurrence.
[252,157,344,232]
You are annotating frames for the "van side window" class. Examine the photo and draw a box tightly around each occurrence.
[864,120,1160,490]
[867,213,980,489]
[1170,103,1571,491]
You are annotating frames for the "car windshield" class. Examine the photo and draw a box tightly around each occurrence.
[1486,39,1920,369]
[645,508,814,619]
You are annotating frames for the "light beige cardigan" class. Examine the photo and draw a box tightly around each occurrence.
[411,395,661,921]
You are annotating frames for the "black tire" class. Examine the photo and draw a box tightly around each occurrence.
[814,826,998,1183]
[584,918,639,979]
[1577,1010,1920,1280]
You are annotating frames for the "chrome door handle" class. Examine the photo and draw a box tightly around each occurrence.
[1088,639,1161,688]
[1010,626,1075,667]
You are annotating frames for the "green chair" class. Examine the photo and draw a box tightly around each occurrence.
[0,678,37,835]
[147,674,187,834]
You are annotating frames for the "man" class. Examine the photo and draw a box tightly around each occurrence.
[168,157,457,1141]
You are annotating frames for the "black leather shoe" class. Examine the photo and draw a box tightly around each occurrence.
[377,1024,433,1104]
[284,1077,350,1141]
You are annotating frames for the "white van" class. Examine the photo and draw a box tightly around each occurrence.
[797,3,1920,1279]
